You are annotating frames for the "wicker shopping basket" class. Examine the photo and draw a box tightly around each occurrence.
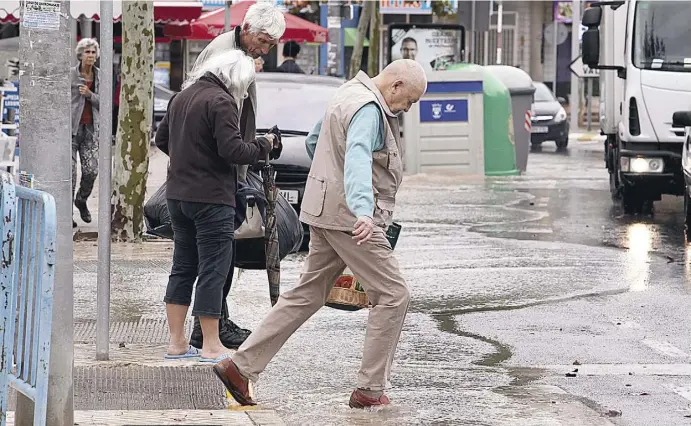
[325,223,402,312]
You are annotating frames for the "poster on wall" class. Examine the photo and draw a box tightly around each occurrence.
[554,1,594,23]
[389,24,465,74]
[154,61,171,88]
[380,0,432,15]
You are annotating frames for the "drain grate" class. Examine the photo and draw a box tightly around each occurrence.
[7,365,226,410]
[75,319,193,344]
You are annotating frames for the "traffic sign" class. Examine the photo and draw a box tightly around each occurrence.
[569,55,599,78]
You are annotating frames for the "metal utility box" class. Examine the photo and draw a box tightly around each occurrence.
[403,70,485,175]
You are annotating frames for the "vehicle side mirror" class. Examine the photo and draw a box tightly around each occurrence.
[581,6,602,68]
[672,111,691,127]
[582,6,602,26]
[557,97,567,105]
[582,29,600,67]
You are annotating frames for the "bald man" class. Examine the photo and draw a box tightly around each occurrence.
[214,60,428,409]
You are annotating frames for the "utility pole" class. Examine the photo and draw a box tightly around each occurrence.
[552,19,558,92]
[96,0,113,362]
[326,0,342,76]
[570,0,581,133]
[495,1,503,64]
[17,1,73,424]
[224,0,231,32]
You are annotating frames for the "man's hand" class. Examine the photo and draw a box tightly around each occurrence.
[352,216,375,245]
[78,85,92,98]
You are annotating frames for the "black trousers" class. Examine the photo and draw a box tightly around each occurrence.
[164,200,235,318]
[220,239,236,320]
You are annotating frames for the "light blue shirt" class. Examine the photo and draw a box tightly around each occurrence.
[305,102,385,218]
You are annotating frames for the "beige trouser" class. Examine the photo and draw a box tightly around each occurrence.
[232,225,410,391]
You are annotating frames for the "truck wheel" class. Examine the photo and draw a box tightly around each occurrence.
[609,171,623,202]
[556,137,569,149]
[622,186,653,215]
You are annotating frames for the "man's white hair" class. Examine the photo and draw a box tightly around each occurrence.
[382,59,428,92]
[242,2,286,40]
[182,50,255,104]
[75,38,100,60]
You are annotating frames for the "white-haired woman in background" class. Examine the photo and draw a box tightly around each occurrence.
[155,50,283,362]
[70,37,100,228]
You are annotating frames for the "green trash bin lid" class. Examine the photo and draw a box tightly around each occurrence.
[485,65,536,96]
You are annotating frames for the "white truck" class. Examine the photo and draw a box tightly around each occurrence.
[581,1,691,214]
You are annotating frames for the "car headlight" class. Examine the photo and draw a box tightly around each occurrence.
[554,107,567,122]
[620,157,664,173]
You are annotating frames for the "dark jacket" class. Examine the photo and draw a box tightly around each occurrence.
[70,63,100,136]
[155,73,269,207]
[276,59,305,74]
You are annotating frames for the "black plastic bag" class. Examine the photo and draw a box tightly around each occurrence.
[143,171,303,270]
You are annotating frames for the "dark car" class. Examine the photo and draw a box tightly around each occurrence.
[252,73,344,247]
[530,82,569,149]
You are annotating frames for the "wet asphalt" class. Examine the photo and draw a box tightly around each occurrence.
[74,140,691,425]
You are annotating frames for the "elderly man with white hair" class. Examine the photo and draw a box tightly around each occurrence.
[155,50,282,362]
[71,37,101,228]
[214,59,428,409]
[187,1,287,353]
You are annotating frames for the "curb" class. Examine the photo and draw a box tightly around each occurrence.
[5,410,285,426]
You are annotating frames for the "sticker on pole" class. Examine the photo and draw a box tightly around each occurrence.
[22,1,61,31]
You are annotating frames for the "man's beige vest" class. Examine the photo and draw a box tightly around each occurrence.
[300,71,403,232]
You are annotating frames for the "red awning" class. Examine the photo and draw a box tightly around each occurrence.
[0,1,203,24]
[163,0,328,43]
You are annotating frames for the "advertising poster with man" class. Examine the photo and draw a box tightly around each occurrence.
[389,25,464,74]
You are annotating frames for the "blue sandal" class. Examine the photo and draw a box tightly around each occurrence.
[164,345,201,359]
[199,352,233,363]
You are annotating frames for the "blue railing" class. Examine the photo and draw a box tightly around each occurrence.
[0,172,57,426]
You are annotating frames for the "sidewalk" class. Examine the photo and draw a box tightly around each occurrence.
[5,241,285,425]
[73,145,168,239]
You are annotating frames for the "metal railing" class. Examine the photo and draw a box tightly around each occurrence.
[0,172,57,426]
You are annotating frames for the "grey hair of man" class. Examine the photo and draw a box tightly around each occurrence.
[373,59,428,114]
[387,59,427,92]
[182,50,256,105]
[242,2,286,40]
[75,38,100,60]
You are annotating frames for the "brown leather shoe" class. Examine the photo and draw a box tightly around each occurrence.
[348,389,391,409]
[212,358,256,406]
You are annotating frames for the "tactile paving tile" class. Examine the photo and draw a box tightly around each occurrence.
[74,319,193,344]
[7,364,226,410]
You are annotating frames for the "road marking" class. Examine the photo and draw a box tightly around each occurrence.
[670,385,691,403]
[537,364,691,376]
[642,339,690,358]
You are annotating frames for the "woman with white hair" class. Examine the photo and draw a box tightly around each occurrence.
[186,0,287,353]
[155,50,283,362]
[70,37,100,228]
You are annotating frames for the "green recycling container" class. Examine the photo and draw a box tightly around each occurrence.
[446,63,519,176]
